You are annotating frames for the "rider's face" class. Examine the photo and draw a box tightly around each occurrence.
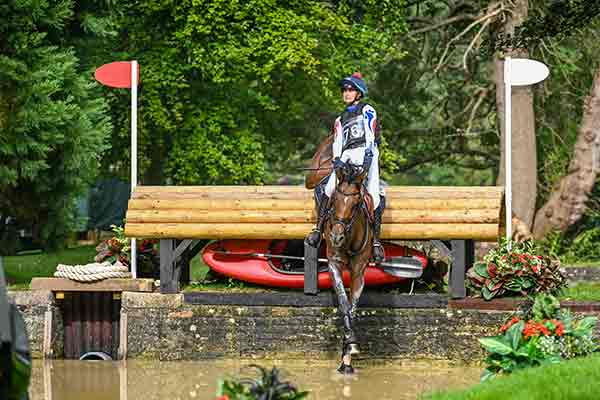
[342,87,359,105]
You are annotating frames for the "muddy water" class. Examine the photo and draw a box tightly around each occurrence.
[29,359,481,400]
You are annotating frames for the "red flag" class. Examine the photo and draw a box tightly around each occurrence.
[94,61,139,88]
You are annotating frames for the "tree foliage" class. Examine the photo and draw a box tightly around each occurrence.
[0,0,112,250]
[103,0,408,184]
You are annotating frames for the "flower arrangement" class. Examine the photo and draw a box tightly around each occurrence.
[217,365,308,400]
[467,240,566,300]
[94,225,158,276]
[479,294,597,381]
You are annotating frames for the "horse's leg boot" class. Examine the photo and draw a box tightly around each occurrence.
[342,315,360,355]
[337,363,355,375]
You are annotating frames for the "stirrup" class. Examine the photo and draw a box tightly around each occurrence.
[373,241,385,262]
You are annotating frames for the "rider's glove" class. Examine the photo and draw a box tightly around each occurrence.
[333,157,344,170]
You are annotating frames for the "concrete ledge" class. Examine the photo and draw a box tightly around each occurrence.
[31,278,154,292]
[561,267,600,282]
[122,292,184,309]
[8,290,54,306]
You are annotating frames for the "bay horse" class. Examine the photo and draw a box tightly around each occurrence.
[323,160,373,374]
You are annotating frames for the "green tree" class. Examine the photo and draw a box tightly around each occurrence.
[101,0,408,185]
[0,0,112,251]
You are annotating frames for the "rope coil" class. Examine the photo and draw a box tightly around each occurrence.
[54,261,132,282]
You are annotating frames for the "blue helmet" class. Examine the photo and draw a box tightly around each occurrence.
[339,72,368,97]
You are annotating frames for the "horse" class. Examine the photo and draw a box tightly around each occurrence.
[323,160,373,374]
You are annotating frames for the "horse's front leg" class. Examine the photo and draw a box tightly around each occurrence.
[349,261,368,318]
[328,261,357,374]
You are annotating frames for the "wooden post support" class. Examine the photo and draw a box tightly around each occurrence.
[160,239,177,294]
[43,306,53,359]
[449,240,474,299]
[117,312,128,360]
[304,241,318,295]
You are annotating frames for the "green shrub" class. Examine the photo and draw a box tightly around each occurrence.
[467,240,566,300]
[478,294,597,381]
[217,365,308,400]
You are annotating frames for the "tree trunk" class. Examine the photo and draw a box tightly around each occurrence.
[532,67,600,238]
[494,0,537,229]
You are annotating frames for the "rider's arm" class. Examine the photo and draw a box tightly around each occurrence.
[332,117,343,159]
[362,104,377,151]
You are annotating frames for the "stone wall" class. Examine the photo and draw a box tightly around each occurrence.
[10,290,600,362]
[8,290,63,358]
[122,292,510,361]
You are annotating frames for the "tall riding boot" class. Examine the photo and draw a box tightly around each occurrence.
[306,194,330,247]
[373,196,386,262]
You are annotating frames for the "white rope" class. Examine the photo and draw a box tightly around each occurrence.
[54,261,132,282]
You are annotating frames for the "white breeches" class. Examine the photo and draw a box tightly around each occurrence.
[324,146,383,209]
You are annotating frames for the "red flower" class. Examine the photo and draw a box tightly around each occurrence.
[523,320,551,339]
[216,396,229,400]
[500,316,520,332]
[551,319,565,336]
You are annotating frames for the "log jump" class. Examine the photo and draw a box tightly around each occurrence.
[123,185,505,296]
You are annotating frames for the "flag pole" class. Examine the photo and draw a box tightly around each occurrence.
[504,56,512,251]
[131,60,138,278]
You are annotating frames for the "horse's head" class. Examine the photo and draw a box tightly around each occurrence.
[329,162,367,249]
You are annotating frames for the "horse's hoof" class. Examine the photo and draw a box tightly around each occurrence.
[337,363,355,374]
[346,343,360,355]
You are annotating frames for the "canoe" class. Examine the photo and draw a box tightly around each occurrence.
[202,239,428,289]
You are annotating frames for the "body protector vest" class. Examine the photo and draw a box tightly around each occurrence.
[340,103,367,152]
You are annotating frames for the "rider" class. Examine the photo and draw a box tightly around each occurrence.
[305,72,386,262]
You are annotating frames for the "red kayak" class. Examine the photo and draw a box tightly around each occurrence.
[202,239,428,289]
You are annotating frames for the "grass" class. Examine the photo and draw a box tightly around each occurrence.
[559,282,600,302]
[3,245,97,287]
[561,261,600,268]
[2,243,213,289]
[421,354,600,400]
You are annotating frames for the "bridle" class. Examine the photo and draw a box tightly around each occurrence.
[329,182,369,257]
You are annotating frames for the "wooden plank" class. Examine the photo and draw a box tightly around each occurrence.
[128,197,502,211]
[126,208,499,224]
[31,278,154,292]
[128,199,314,211]
[448,297,524,310]
[134,185,503,196]
[131,189,503,200]
[450,298,600,312]
[183,291,448,309]
[125,222,501,240]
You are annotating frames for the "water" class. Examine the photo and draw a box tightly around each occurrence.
[29,359,481,400]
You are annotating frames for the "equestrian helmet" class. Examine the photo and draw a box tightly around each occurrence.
[339,72,368,97]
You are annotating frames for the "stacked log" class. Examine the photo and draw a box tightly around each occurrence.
[124,186,505,240]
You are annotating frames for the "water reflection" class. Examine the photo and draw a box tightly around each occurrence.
[30,359,481,400]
